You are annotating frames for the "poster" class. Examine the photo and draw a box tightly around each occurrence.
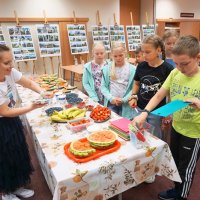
[126,25,142,51]
[109,25,126,46]
[142,24,155,38]
[8,26,37,62]
[91,25,110,52]
[0,27,6,45]
[36,24,61,57]
[67,24,89,55]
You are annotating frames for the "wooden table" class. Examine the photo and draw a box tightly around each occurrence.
[61,64,84,86]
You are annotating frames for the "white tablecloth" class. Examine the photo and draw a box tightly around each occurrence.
[17,85,181,200]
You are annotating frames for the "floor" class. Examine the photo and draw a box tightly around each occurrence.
[17,130,200,200]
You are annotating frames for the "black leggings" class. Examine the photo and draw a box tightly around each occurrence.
[170,127,200,198]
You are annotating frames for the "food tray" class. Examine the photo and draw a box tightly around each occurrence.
[67,117,93,132]
[64,138,121,163]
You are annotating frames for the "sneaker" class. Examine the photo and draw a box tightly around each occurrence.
[158,188,179,200]
[144,175,155,183]
[13,188,34,198]
[2,194,20,200]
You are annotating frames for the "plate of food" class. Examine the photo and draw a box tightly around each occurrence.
[90,105,111,123]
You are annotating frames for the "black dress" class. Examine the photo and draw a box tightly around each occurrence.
[0,116,34,193]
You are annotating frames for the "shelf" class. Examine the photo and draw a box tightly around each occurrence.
[165,27,180,30]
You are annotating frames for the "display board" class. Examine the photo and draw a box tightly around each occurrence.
[91,25,111,52]
[8,26,37,62]
[67,24,89,55]
[126,25,142,51]
[142,24,155,38]
[109,25,126,46]
[0,27,6,45]
[36,24,61,57]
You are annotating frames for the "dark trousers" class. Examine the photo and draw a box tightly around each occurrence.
[170,127,200,198]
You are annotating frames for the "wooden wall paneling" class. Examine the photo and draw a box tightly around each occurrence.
[180,21,200,39]
[156,21,165,37]
[120,0,140,57]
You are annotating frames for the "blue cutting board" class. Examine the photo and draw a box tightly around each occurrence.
[151,100,191,117]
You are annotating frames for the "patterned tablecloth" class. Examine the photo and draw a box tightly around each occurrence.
[17,85,181,200]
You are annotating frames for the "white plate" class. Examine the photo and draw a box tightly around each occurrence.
[86,124,102,133]
[32,99,49,104]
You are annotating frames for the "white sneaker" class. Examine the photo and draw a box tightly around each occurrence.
[2,194,20,200]
[13,188,34,198]
[144,175,155,183]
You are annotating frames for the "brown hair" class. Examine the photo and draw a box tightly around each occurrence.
[111,41,126,80]
[0,45,10,60]
[142,34,166,60]
[135,46,142,55]
[162,30,179,42]
[172,35,200,58]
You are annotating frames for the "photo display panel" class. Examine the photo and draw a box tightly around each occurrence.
[91,25,111,52]
[126,25,142,51]
[109,25,126,47]
[0,27,6,45]
[67,24,89,55]
[8,26,37,62]
[36,24,61,57]
[142,24,155,38]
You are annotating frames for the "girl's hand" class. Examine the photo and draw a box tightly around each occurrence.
[30,102,47,110]
[131,113,148,129]
[185,98,200,109]
[115,98,123,106]
[129,98,137,108]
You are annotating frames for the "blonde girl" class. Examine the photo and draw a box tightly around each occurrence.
[129,35,174,139]
[101,42,136,119]
[162,30,179,67]
[82,42,107,104]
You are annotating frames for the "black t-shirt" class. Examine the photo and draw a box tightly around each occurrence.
[134,61,174,109]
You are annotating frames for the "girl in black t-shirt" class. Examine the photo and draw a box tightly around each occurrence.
[129,35,174,139]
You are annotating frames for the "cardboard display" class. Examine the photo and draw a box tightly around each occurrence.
[36,24,61,57]
[7,26,37,62]
[67,24,89,55]
[126,25,141,51]
[142,24,155,38]
[0,27,6,45]
[91,25,111,52]
[109,25,126,46]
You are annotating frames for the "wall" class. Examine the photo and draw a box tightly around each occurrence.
[0,0,119,28]
[156,0,200,19]
[0,0,119,75]
[140,0,154,24]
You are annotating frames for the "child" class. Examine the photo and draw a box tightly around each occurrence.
[82,42,107,105]
[135,46,145,66]
[128,46,145,67]
[101,41,136,119]
[129,34,174,139]
[162,30,179,67]
[132,35,200,200]
[0,45,50,200]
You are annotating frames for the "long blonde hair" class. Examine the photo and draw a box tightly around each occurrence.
[110,41,126,80]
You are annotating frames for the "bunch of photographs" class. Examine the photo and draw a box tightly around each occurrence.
[142,24,155,38]
[8,26,37,62]
[109,25,126,47]
[126,25,142,51]
[36,24,61,57]
[67,24,89,55]
[0,27,6,45]
[91,25,111,52]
